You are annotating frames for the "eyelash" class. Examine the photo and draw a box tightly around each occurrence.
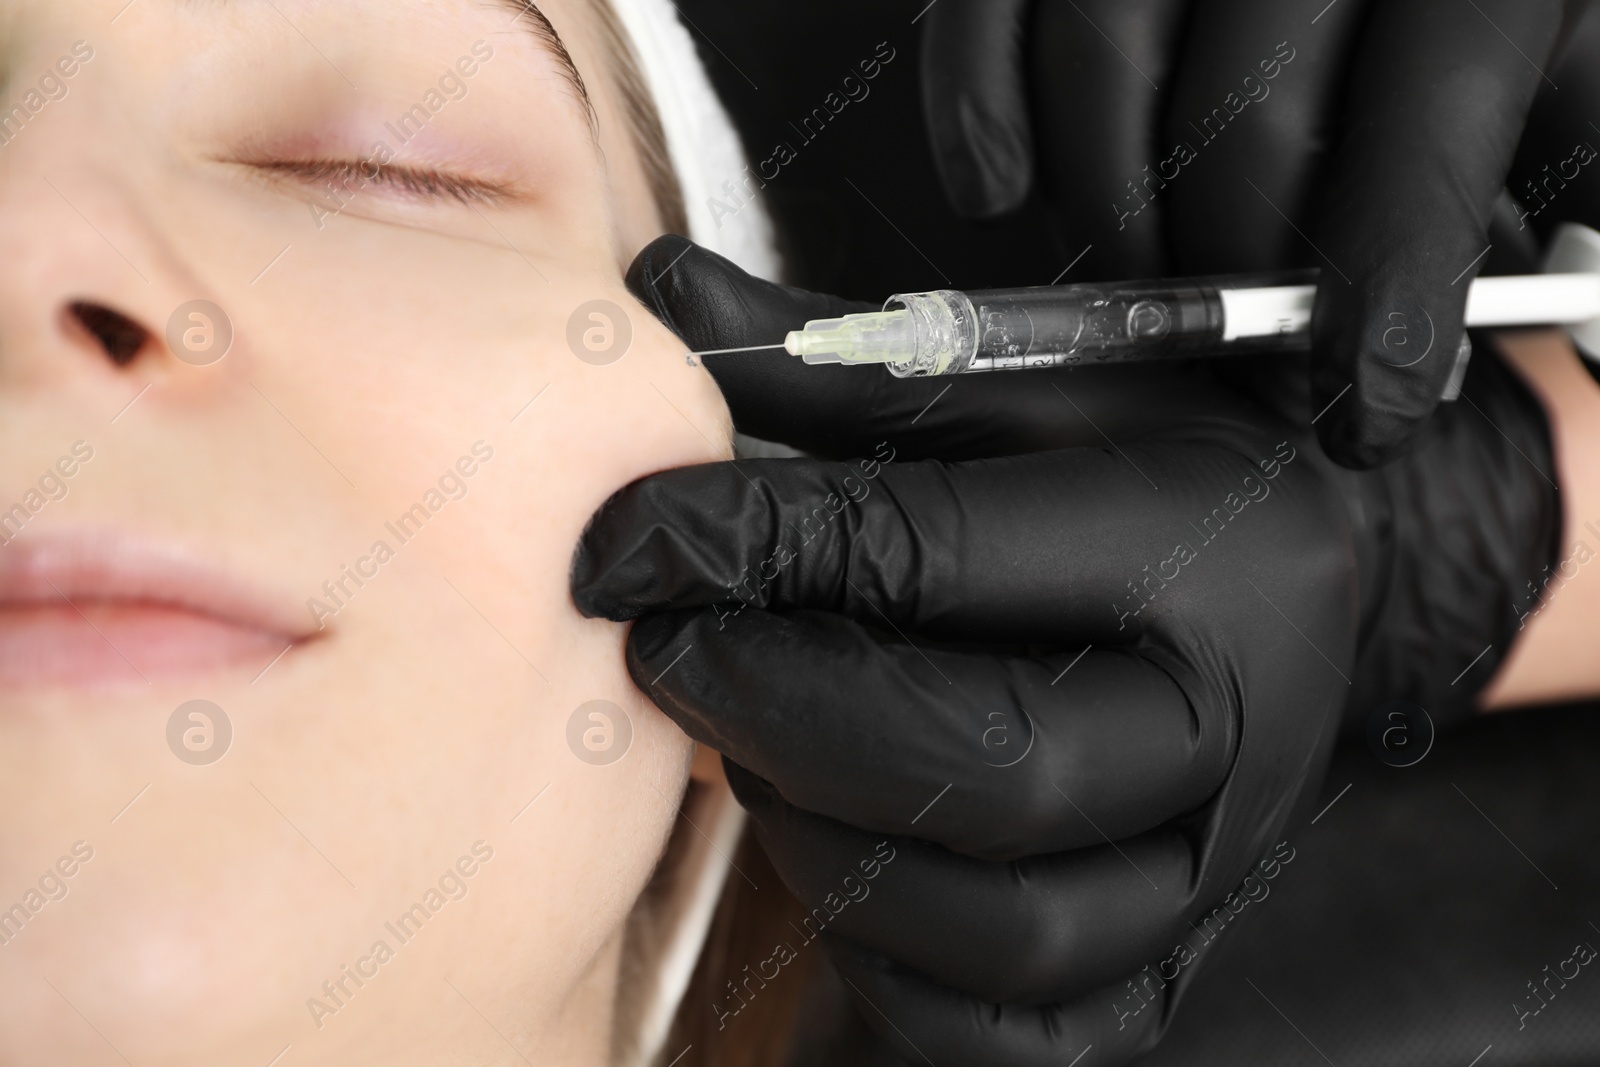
[250,158,511,206]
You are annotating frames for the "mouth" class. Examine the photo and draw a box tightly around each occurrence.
[0,530,318,687]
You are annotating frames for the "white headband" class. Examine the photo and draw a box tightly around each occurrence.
[606,0,782,282]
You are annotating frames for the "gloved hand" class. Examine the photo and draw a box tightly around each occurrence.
[569,239,1560,1064]
[918,0,1592,469]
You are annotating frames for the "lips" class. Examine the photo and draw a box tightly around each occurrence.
[0,530,317,686]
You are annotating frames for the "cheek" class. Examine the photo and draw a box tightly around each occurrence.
[0,260,725,1059]
[0,12,726,1063]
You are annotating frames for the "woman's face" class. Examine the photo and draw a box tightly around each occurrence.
[0,1,730,1063]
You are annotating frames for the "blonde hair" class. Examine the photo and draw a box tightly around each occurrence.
[589,0,689,236]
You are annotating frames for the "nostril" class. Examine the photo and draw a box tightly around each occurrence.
[67,300,151,367]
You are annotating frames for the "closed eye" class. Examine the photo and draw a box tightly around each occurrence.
[240,158,515,206]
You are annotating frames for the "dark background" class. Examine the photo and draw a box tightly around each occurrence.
[674,0,1065,298]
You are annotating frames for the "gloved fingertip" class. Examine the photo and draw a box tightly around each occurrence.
[719,757,781,814]
[820,933,896,976]
[623,609,697,681]
[624,234,700,323]
[1310,267,1465,469]
[568,584,642,622]
[568,535,613,620]
[929,106,1034,220]
[567,560,610,620]
[567,523,648,622]
[919,0,1034,220]
[1314,399,1434,471]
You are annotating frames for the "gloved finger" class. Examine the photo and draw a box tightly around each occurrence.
[572,444,1303,638]
[824,936,1166,1067]
[1162,0,1370,273]
[1506,0,1600,245]
[628,608,1227,858]
[1311,0,1567,469]
[625,234,879,458]
[1028,0,1190,279]
[728,761,1196,1004]
[625,236,1215,461]
[920,0,1034,219]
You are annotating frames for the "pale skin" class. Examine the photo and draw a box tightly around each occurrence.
[1483,329,1600,710]
[0,1,730,1065]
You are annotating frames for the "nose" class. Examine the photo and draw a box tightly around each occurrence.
[0,161,226,399]
[65,300,154,367]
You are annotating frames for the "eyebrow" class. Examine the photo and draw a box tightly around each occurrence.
[488,0,597,130]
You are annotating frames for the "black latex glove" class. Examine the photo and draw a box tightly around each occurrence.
[569,240,1559,1064]
[1512,0,1600,392]
[919,0,1591,469]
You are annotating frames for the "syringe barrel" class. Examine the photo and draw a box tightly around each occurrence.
[884,272,1317,378]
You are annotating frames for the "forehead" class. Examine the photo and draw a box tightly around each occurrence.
[0,0,606,163]
[1,0,587,91]
[188,0,592,108]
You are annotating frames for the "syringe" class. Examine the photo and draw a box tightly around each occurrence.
[783,262,1600,394]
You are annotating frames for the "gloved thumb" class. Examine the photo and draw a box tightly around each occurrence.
[1308,0,1564,469]
[919,0,1035,219]
[626,235,874,356]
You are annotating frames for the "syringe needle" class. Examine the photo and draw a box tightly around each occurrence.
[689,343,791,357]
